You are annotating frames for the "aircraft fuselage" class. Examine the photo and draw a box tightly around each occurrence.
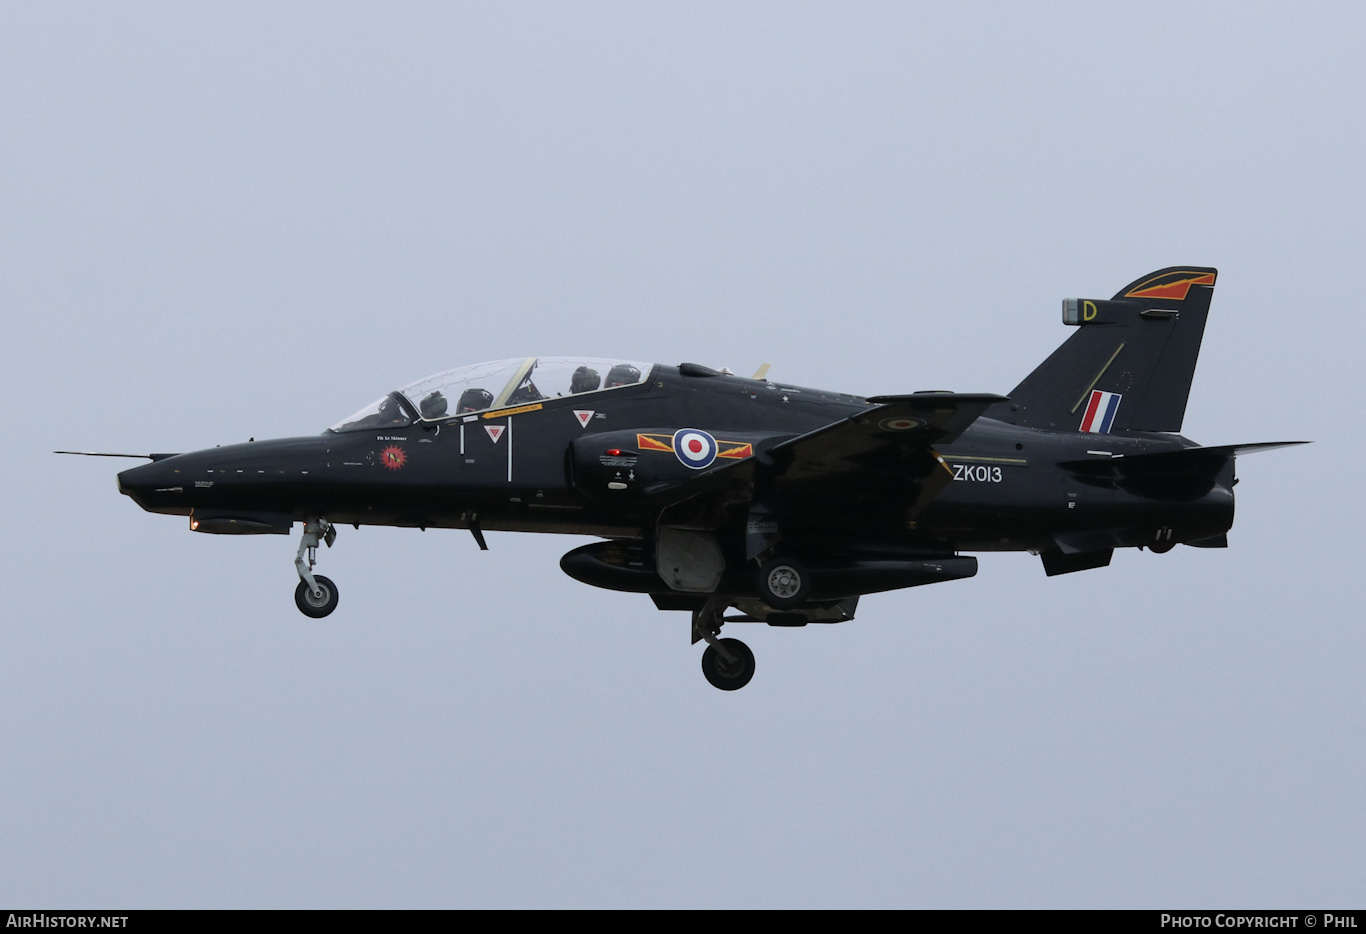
[118,363,1233,556]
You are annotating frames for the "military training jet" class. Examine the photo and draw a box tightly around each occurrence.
[94,266,1303,690]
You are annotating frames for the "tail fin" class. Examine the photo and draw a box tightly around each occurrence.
[1000,267,1218,433]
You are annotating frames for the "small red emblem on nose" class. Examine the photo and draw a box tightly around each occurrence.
[380,445,407,471]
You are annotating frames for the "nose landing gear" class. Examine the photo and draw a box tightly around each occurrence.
[294,518,339,617]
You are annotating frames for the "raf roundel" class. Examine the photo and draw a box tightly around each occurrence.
[672,428,717,469]
[879,416,926,432]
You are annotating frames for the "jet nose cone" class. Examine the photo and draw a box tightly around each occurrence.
[116,464,139,496]
[118,458,188,514]
[117,461,148,496]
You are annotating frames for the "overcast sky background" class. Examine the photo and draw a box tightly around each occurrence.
[2,2,1363,908]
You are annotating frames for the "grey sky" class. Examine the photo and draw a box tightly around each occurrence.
[2,2,1362,907]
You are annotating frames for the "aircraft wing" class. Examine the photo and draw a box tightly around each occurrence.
[654,392,1007,508]
[761,392,1008,482]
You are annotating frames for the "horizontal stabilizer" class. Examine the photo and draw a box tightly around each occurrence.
[1060,441,1308,475]
[1059,440,1307,502]
[1174,441,1309,458]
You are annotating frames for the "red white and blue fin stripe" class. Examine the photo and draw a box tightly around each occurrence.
[1080,390,1122,434]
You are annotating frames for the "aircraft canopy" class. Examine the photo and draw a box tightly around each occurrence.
[329,356,653,432]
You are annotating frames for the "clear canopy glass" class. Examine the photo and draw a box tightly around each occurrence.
[330,392,418,433]
[329,357,652,432]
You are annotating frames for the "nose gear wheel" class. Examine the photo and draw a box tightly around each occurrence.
[294,575,339,618]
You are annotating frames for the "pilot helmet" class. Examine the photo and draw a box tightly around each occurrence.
[457,387,494,413]
[420,390,448,419]
[570,366,601,393]
[605,364,641,387]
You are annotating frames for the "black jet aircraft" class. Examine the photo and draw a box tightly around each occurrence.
[101,266,1303,690]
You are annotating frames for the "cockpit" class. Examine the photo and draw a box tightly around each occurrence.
[328,357,653,432]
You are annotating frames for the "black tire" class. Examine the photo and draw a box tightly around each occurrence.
[757,557,811,609]
[701,638,755,691]
[295,575,339,618]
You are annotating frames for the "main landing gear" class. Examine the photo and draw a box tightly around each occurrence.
[756,556,810,609]
[686,553,814,691]
[692,597,755,691]
[294,518,339,618]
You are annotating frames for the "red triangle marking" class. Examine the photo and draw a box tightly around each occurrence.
[484,425,505,443]
[574,409,594,428]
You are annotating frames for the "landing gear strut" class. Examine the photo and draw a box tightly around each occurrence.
[692,597,755,691]
[294,518,339,618]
